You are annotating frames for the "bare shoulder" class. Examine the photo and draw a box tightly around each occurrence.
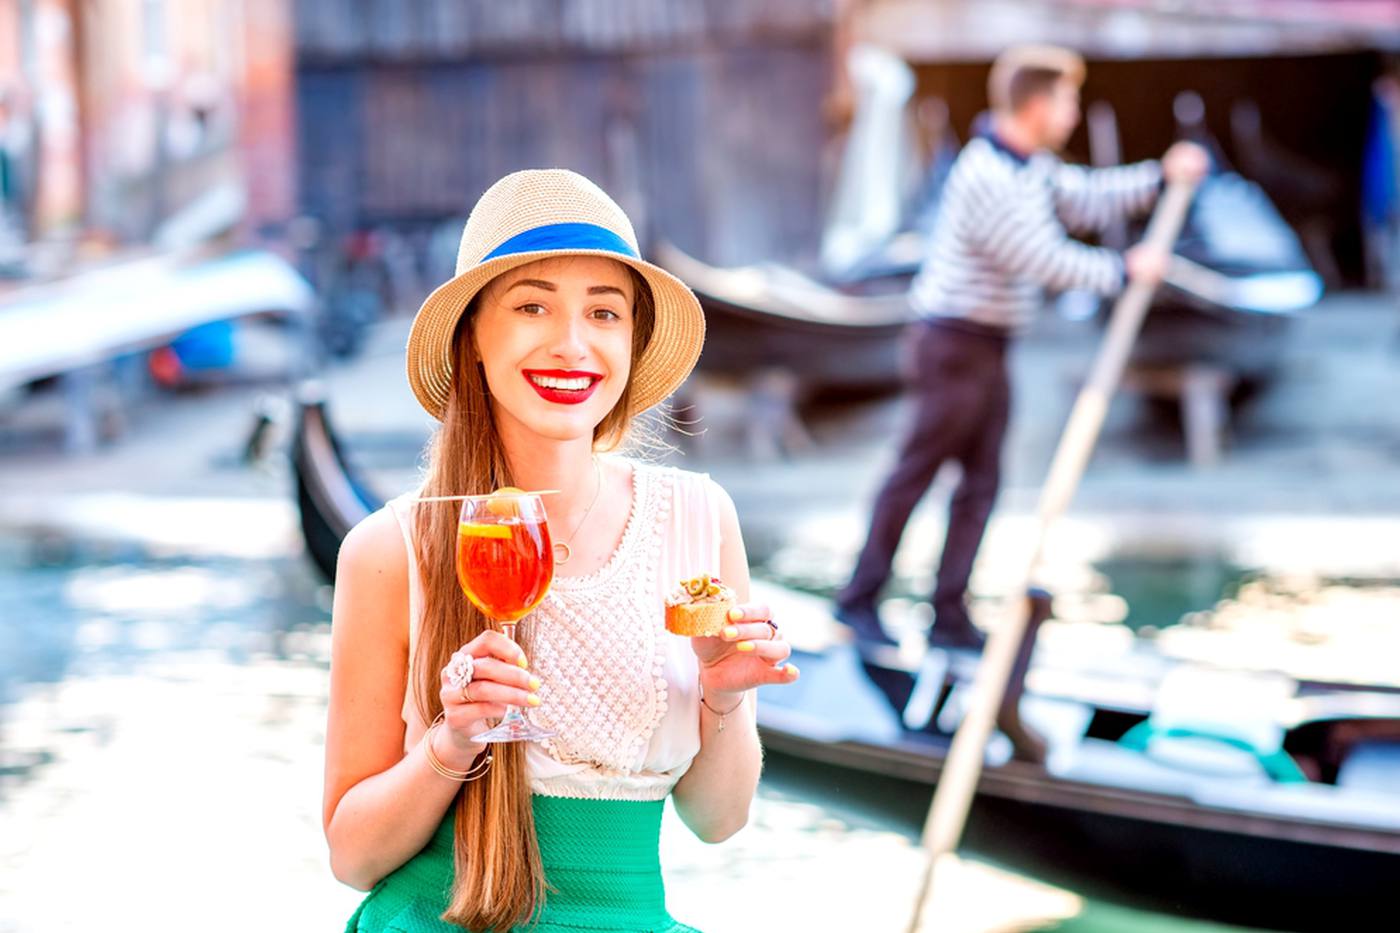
[338,506,408,579]
[701,475,750,597]
[326,507,412,737]
[690,471,743,546]
[332,506,410,642]
[653,464,740,526]
[701,474,740,530]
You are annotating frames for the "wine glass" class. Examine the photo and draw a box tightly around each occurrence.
[456,490,557,743]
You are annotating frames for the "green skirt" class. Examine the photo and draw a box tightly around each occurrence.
[345,796,700,933]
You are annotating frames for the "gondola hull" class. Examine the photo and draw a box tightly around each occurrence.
[1131,299,1293,378]
[693,289,908,393]
[757,642,1400,931]
[652,241,915,395]
[291,387,379,579]
[1123,171,1323,382]
[764,730,1396,931]
[969,786,1394,930]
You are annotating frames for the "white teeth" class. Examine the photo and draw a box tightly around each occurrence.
[530,375,592,391]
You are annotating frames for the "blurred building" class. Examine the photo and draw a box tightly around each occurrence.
[846,0,1400,285]
[0,0,297,253]
[291,0,836,268]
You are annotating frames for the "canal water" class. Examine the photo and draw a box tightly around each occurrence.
[5,507,1375,931]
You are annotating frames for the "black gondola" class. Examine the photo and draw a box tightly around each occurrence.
[651,241,915,396]
[761,621,1400,930]
[759,581,1400,929]
[1126,170,1323,384]
[291,383,379,580]
[652,162,1321,410]
[293,397,1400,929]
[1088,95,1325,392]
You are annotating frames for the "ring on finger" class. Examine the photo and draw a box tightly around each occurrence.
[447,652,475,691]
[764,619,780,639]
[460,682,475,704]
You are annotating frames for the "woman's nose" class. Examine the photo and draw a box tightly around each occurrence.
[548,312,588,362]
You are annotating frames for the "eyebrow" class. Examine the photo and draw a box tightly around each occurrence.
[506,278,627,298]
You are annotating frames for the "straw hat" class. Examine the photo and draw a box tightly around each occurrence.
[406,169,705,420]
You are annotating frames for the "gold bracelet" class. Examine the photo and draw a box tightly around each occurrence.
[423,712,493,782]
[699,688,745,733]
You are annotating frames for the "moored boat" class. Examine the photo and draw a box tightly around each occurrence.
[291,384,378,580]
[757,591,1400,931]
[651,240,915,395]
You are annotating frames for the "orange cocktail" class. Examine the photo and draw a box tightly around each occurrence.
[454,489,557,743]
[456,517,553,622]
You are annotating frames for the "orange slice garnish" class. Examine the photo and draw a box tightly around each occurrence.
[459,522,512,540]
[486,486,526,518]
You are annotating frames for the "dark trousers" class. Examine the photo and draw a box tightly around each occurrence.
[838,319,1011,629]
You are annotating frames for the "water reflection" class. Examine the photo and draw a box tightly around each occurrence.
[1159,577,1400,687]
[0,518,1325,932]
[758,528,1400,696]
[10,560,313,670]
[0,525,360,927]
[0,530,329,782]
[1091,554,1248,633]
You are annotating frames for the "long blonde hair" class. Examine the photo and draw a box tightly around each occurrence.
[411,265,655,931]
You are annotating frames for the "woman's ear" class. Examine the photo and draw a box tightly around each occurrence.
[464,307,488,371]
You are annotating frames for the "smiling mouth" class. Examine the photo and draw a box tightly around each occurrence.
[522,370,603,405]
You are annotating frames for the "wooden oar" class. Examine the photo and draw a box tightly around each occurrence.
[904,178,1199,932]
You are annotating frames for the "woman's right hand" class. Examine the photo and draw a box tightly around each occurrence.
[433,631,542,768]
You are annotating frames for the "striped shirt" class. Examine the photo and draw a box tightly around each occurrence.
[909,134,1163,333]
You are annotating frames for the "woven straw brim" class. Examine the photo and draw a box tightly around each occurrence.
[406,249,706,421]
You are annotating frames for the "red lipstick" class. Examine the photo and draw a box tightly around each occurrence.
[521,369,603,406]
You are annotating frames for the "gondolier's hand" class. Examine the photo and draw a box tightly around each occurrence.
[434,632,540,766]
[1162,141,1209,185]
[691,603,800,696]
[1125,243,1170,288]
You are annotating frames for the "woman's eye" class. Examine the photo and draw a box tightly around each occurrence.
[591,307,622,321]
[516,303,546,315]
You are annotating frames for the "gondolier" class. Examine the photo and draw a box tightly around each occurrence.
[836,44,1208,650]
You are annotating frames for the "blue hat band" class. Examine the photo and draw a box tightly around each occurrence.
[481,222,640,263]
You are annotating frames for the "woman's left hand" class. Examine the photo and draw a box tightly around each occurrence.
[691,603,800,696]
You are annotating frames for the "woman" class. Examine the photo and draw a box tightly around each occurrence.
[324,169,800,932]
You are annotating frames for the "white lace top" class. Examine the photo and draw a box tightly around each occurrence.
[384,460,723,801]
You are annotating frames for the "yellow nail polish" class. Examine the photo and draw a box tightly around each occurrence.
[529,676,542,691]
[786,664,800,677]
[527,693,541,707]
[727,607,743,621]
[737,641,755,653]
[723,626,739,640]
[517,655,529,669]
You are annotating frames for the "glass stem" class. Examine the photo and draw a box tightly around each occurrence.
[497,622,527,727]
